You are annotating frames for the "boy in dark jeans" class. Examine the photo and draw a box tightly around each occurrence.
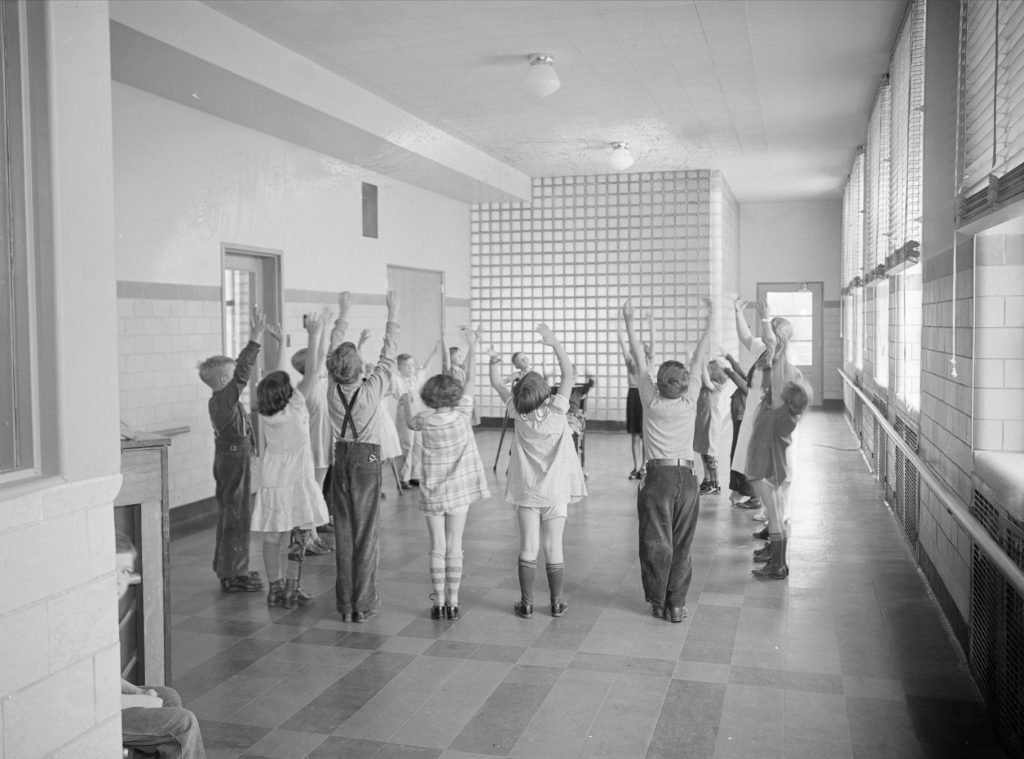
[197,306,267,593]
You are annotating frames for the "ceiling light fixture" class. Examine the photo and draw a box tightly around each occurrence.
[608,142,634,171]
[523,54,560,97]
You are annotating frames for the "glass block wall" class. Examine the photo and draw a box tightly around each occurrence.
[470,170,738,422]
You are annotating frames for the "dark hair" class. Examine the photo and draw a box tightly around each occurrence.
[708,361,728,384]
[511,351,523,365]
[291,348,308,375]
[512,371,549,414]
[782,380,810,416]
[420,374,463,409]
[115,532,137,557]
[257,370,294,416]
[397,353,413,365]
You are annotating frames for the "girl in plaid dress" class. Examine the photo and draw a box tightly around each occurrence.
[400,328,489,620]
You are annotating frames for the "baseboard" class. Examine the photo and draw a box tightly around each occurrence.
[169,496,219,540]
[479,416,627,432]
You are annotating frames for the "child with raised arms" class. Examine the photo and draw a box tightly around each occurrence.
[400,327,489,620]
[489,323,586,619]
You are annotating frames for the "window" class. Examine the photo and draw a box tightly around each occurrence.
[874,279,890,388]
[844,294,854,365]
[854,287,864,371]
[0,1,37,478]
[894,270,922,412]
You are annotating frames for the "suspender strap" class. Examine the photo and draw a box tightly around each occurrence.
[337,385,361,440]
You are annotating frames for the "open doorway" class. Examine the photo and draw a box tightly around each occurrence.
[222,246,282,435]
[756,281,823,407]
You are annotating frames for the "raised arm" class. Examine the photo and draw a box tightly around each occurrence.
[488,345,512,404]
[734,296,755,352]
[461,326,478,396]
[440,331,451,373]
[537,323,573,400]
[701,360,714,390]
[266,319,289,373]
[357,328,371,359]
[689,297,714,379]
[329,291,350,351]
[381,290,399,359]
[297,311,325,395]
[621,300,648,378]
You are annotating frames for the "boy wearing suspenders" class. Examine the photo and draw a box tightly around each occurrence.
[325,291,400,622]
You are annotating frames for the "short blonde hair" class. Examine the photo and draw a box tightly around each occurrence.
[197,356,234,388]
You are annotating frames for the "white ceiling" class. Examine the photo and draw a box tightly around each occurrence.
[198,0,907,203]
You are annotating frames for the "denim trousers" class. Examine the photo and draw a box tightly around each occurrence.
[637,465,699,609]
[330,440,383,615]
[212,439,253,579]
[122,685,206,759]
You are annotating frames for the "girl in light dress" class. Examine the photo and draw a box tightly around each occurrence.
[488,323,587,619]
[400,328,489,621]
[252,323,330,608]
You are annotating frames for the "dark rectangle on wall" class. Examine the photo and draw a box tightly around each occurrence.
[362,182,378,239]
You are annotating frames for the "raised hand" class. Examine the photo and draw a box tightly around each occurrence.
[621,300,635,321]
[358,328,371,347]
[265,320,283,343]
[304,311,324,333]
[758,297,771,319]
[460,325,479,345]
[250,305,268,336]
[734,296,749,313]
[536,323,558,347]
[385,289,399,319]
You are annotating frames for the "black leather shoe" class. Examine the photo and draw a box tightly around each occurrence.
[513,600,533,619]
[430,605,444,620]
[752,526,770,540]
[446,605,460,620]
[651,604,666,619]
[669,606,687,623]
[408,479,420,487]
[221,575,262,593]
[551,601,568,617]
[339,612,353,622]
[400,481,412,490]
[352,609,377,623]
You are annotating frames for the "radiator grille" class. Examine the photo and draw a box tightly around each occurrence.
[969,489,1024,758]
[871,395,889,492]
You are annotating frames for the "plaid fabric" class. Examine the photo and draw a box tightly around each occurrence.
[409,395,489,514]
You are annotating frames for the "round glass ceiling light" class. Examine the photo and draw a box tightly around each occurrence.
[523,54,561,97]
[609,142,634,171]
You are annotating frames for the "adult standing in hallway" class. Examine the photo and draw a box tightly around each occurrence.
[622,297,712,623]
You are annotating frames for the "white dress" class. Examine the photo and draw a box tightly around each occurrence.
[252,391,330,532]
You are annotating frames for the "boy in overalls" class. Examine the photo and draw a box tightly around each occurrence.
[325,291,399,622]
[197,306,266,593]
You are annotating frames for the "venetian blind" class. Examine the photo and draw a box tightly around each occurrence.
[996,0,1024,174]
[864,82,891,274]
[889,0,925,256]
[842,150,865,286]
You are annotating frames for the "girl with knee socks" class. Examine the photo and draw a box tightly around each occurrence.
[489,324,587,618]
[401,327,489,620]
[252,322,330,608]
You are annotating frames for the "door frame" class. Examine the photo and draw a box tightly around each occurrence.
[756,281,824,407]
[387,263,445,374]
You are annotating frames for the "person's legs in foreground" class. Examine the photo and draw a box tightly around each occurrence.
[542,513,567,616]
[638,466,676,619]
[699,453,721,495]
[425,514,447,619]
[664,468,699,621]
[515,506,540,618]
[122,685,206,759]
[444,511,467,619]
[630,432,643,478]
[751,479,788,579]
[212,442,260,592]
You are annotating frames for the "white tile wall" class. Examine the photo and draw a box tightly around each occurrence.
[118,286,468,512]
[0,475,123,758]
